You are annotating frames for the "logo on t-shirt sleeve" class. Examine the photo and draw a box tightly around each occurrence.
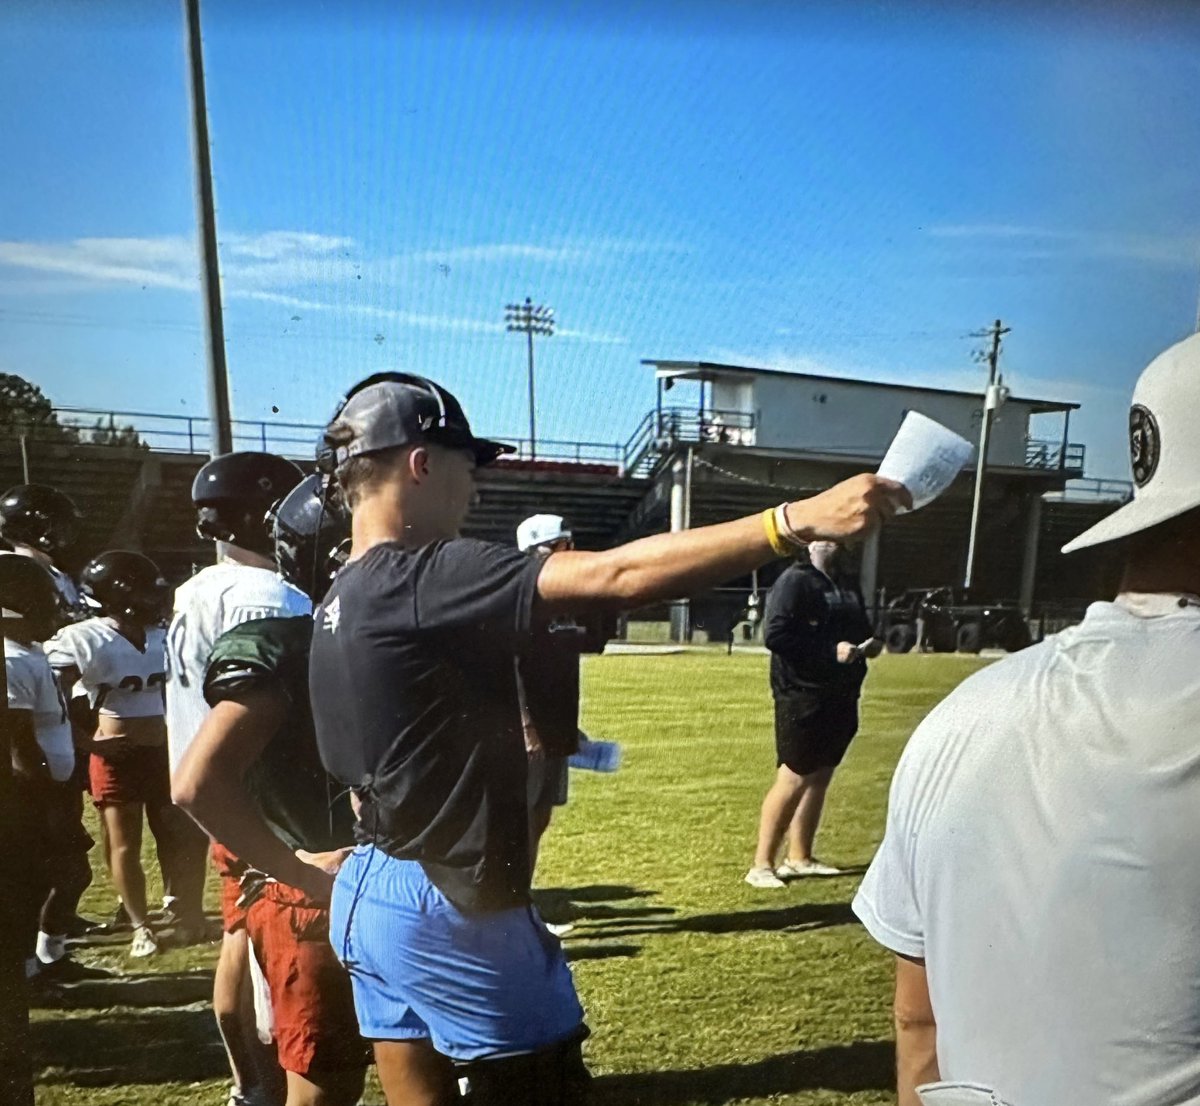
[320,596,341,634]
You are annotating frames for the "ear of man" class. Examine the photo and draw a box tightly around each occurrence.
[408,446,431,483]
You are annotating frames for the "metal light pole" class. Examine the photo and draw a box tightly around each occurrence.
[963,319,1011,590]
[183,0,233,457]
[504,297,554,461]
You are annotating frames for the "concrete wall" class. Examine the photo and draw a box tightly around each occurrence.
[727,373,1035,468]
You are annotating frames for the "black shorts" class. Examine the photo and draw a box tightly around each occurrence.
[774,691,859,775]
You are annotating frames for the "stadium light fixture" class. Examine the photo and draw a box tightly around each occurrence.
[505,297,555,461]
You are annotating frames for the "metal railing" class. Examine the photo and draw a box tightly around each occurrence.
[20,406,1089,481]
[496,437,622,466]
[30,407,624,467]
[48,407,322,456]
[621,406,756,476]
[1046,477,1134,503]
[1024,439,1086,473]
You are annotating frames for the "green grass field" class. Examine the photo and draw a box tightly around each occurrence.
[32,651,989,1106]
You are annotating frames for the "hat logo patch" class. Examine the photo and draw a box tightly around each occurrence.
[1129,404,1160,488]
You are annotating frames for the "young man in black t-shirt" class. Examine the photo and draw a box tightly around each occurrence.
[308,371,907,1104]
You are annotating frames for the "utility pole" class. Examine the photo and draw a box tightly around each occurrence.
[963,318,1011,590]
[183,0,233,456]
[504,298,554,461]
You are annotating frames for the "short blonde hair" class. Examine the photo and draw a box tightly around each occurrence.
[332,436,408,510]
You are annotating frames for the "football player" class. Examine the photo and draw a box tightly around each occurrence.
[46,551,183,959]
[0,484,87,615]
[175,475,412,1106]
[2,551,106,984]
[1,483,96,939]
[166,452,307,1106]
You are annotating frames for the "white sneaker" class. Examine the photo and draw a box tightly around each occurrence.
[545,922,575,938]
[777,857,842,878]
[130,925,159,958]
[744,865,786,889]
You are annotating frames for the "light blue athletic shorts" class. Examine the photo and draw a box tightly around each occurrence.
[329,845,585,1061]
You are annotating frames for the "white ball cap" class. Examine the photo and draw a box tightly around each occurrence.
[1063,332,1200,553]
[517,513,570,552]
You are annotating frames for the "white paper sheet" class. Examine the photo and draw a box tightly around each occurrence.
[878,410,974,511]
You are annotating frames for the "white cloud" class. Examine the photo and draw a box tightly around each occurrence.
[223,231,354,261]
[0,237,195,291]
[408,239,680,266]
[0,231,631,344]
[242,291,626,344]
[927,223,1200,267]
[0,232,359,293]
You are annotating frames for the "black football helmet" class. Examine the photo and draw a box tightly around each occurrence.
[0,484,82,557]
[0,552,67,641]
[192,452,304,556]
[79,551,170,623]
[268,475,350,603]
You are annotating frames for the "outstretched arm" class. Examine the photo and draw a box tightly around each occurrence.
[537,474,907,611]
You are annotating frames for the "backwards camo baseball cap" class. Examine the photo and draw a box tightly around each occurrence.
[319,372,514,471]
[1063,333,1200,553]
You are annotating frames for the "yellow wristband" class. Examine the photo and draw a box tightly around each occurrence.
[762,507,793,558]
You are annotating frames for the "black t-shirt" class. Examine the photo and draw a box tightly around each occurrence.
[765,563,872,698]
[203,616,355,855]
[308,538,543,913]
[518,611,611,759]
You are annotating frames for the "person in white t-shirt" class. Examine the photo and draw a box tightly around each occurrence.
[3,551,108,985]
[47,551,180,960]
[0,483,97,941]
[854,332,1200,1106]
[166,451,306,1106]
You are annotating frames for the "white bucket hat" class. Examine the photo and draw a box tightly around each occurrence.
[1063,333,1200,553]
[517,513,571,552]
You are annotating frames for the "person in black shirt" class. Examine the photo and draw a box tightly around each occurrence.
[514,513,614,879]
[307,371,907,1105]
[745,541,882,889]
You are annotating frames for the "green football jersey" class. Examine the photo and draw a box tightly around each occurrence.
[204,615,354,854]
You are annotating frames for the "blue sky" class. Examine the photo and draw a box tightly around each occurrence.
[2,1,1199,477]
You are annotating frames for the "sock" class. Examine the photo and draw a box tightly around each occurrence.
[36,931,67,965]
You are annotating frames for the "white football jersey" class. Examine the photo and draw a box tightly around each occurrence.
[5,638,74,781]
[165,563,310,772]
[45,619,167,719]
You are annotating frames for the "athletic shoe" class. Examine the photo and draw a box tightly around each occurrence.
[776,857,842,878]
[226,1086,274,1106]
[33,957,113,983]
[744,865,786,889]
[61,913,101,938]
[545,921,575,938]
[130,925,159,958]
